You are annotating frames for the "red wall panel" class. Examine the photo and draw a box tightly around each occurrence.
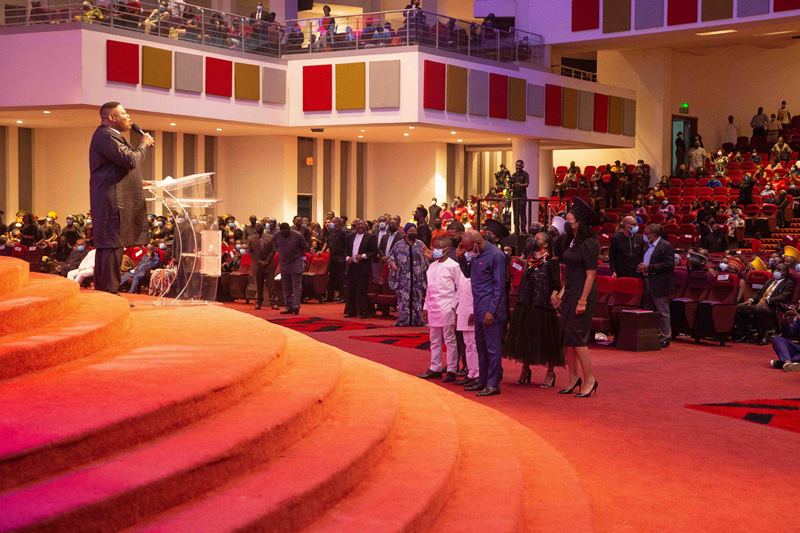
[594,93,609,133]
[774,0,800,11]
[205,57,232,97]
[423,60,446,111]
[572,0,600,31]
[489,74,509,119]
[106,40,139,85]
[545,84,562,127]
[667,0,698,25]
[302,65,333,111]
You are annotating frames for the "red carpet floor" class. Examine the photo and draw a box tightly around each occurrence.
[226,300,800,531]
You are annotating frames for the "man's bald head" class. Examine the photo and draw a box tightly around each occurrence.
[622,216,636,225]
[460,230,484,252]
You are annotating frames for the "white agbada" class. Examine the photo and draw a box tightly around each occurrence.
[456,269,474,331]
[423,257,460,327]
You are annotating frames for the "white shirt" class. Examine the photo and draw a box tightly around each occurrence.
[385,231,397,253]
[725,122,739,145]
[423,257,460,327]
[456,269,474,331]
[350,232,364,261]
[77,249,96,271]
[643,237,661,267]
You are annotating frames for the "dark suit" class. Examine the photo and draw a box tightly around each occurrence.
[735,276,796,340]
[429,204,442,223]
[641,237,675,339]
[326,227,349,300]
[345,232,378,317]
[247,232,275,305]
[89,126,149,293]
[608,231,644,278]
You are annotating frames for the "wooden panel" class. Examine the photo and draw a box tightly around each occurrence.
[507,77,526,121]
[603,0,632,33]
[141,46,171,90]
[701,0,733,20]
[545,84,562,127]
[578,90,595,131]
[562,88,579,129]
[608,95,624,134]
[234,62,260,101]
[336,62,366,110]
[446,64,468,114]
[572,0,600,30]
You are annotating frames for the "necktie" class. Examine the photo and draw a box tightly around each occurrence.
[758,281,779,305]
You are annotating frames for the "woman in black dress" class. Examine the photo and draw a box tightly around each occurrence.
[504,232,563,387]
[556,198,600,397]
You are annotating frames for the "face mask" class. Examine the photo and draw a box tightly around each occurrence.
[229,222,235,229]
[464,250,477,262]
[407,233,417,241]
[156,221,164,227]
[76,245,86,252]
[159,243,167,250]
[643,234,650,244]
[432,248,444,260]
[663,201,669,206]
[66,221,73,226]
[769,259,778,268]
[379,222,387,230]
[719,263,728,271]
[774,271,784,280]
[86,219,92,225]
[630,225,639,234]
[795,264,800,273]
[302,223,308,229]
[235,245,242,251]
[327,223,335,231]
[46,217,53,222]
[176,217,186,224]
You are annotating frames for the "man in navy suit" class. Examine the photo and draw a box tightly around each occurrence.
[638,223,675,348]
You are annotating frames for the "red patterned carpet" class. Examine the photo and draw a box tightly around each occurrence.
[229,299,800,532]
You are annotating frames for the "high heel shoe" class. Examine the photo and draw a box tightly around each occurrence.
[540,371,556,389]
[517,366,532,385]
[575,380,598,398]
[558,378,582,394]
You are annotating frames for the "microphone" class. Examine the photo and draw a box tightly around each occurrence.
[131,123,145,136]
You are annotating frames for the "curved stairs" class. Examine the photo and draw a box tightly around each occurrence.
[0,257,593,532]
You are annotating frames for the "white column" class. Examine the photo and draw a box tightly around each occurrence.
[511,137,540,229]
[312,139,324,223]
[538,148,554,198]
[5,126,19,219]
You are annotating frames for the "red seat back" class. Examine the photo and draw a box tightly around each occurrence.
[608,276,644,306]
[672,266,688,297]
[745,270,770,291]
[683,271,712,301]
[705,273,739,303]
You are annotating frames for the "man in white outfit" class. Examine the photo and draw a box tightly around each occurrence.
[454,264,479,387]
[418,236,461,383]
[67,248,97,285]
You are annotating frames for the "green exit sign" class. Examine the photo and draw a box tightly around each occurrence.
[679,102,689,114]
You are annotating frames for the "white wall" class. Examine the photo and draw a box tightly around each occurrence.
[365,142,446,219]
[33,127,95,217]
[216,135,298,221]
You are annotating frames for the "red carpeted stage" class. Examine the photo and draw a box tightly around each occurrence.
[0,252,796,531]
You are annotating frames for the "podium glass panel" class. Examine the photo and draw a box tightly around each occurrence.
[143,173,222,305]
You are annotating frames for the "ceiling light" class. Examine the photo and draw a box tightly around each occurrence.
[169,122,177,126]
[450,131,457,135]
[403,132,410,137]
[506,138,511,141]
[757,30,794,36]
[696,29,737,36]
[408,126,415,130]
[215,127,223,132]
[359,129,366,132]
[15,120,23,124]
[43,110,51,115]
[456,139,463,143]
[357,135,364,138]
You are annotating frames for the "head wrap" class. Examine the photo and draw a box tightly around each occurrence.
[403,222,416,233]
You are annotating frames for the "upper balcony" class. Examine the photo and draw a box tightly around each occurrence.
[1,0,545,68]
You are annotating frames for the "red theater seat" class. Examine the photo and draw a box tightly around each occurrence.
[302,253,330,303]
[670,270,712,338]
[692,273,740,345]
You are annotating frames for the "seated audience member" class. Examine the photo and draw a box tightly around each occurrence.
[19,214,41,247]
[705,222,729,253]
[707,175,723,188]
[760,184,776,198]
[75,0,105,23]
[141,0,170,34]
[734,263,795,345]
[658,199,675,220]
[771,307,800,372]
[67,248,97,285]
[49,239,89,276]
[120,245,161,293]
[61,215,84,246]
[771,137,792,167]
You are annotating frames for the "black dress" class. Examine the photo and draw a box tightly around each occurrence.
[560,237,600,347]
[504,257,564,366]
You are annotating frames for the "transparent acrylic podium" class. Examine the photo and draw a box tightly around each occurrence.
[143,173,223,305]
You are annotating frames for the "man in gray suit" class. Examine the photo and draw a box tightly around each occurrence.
[89,102,153,293]
[275,222,309,314]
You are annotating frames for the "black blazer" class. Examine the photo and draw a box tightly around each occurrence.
[346,232,378,273]
[378,231,403,257]
[643,238,675,298]
[753,277,795,307]
[247,233,275,269]
[89,126,149,248]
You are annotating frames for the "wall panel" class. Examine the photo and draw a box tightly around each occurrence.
[608,95,624,134]
[106,40,139,85]
[603,0,632,33]
[578,90,594,131]
[446,65,468,114]
[335,62,366,110]
[234,62,260,101]
[572,0,601,30]
[701,0,733,20]
[635,0,665,29]
[527,84,545,117]
[369,60,401,109]
[668,0,698,25]
[261,67,286,104]
[205,57,232,97]
[174,52,202,93]
[545,84,562,127]
[562,88,579,129]
[468,70,489,116]
[489,74,509,119]
[423,60,446,110]
[594,93,609,133]
[302,64,332,111]
[141,46,172,89]
[736,0,769,16]
[507,77,527,121]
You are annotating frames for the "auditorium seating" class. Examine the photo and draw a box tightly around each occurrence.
[302,252,330,303]
[691,272,740,345]
[592,276,644,336]
[670,270,712,338]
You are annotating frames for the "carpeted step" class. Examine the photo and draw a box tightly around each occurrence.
[0,274,81,337]
[131,350,399,533]
[0,257,30,297]
[0,333,344,532]
[0,305,286,491]
[305,370,461,532]
[0,290,130,380]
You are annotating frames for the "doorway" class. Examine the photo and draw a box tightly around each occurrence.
[671,115,698,175]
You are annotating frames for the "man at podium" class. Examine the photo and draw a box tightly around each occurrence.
[89,102,154,293]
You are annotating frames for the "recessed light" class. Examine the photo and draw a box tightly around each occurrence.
[215,127,223,132]
[15,120,23,124]
[696,29,737,36]
[408,126,415,130]
[506,138,511,141]
[403,132,410,137]
[43,110,51,115]
[450,131,457,135]
[456,139,463,143]
[359,129,366,132]
[757,30,794,36]
[357,135,364,138]
[169,122,177,127]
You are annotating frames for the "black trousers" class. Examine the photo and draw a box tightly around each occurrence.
[94,247,122,294]
[327,259,346,300]
[734,303,774,339]
[255,265,269,304]
[346,265,372,317]
[512,198,527,234]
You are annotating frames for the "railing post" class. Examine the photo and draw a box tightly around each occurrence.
[200,8,204,45]
[435,18,439,50]
[241,17,245,52]
[355,17,360,50]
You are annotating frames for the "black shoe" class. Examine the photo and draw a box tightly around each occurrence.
[454,376,476,386]
[464,382,485,391]
[757,337,769,345]
[734,335,753,343]
[271,304,279,310]
[660,338,671,348]
[456,367,468,376]
[558,378,582,395]
[442,372,456,383]
[540,371,556,389]
[293,308,300,315]
[476,386,501,397]
[576,380,598,398]
[770,359,785,369]
[280,308,294,315]
[255,303,262,310]
[517,366,531,385]
[417,369,442,380]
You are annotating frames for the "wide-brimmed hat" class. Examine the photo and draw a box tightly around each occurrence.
[483,218,510,240]
[569,196,601,226]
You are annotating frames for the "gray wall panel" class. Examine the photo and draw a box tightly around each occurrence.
[468,69,489,117]
[526,84,545,117]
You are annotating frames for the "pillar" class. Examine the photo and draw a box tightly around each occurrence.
[511,137,540,231]
[5,126,19,219]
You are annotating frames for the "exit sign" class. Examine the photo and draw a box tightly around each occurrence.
[679,102,689,114]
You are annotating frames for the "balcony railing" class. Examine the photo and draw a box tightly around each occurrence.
[552,65,597,82]
[284,10,544,66]
[1,2,544,66]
